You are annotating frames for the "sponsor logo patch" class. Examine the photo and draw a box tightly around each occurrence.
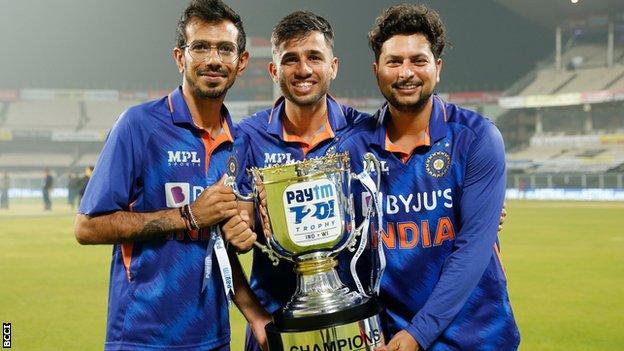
[167,151,201,167]
[165,182,190,207]
[264,152,293,166]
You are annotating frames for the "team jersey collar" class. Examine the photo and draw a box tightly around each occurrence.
[266,94,348,140]
[167,86,236,140]
[373,94,448,152]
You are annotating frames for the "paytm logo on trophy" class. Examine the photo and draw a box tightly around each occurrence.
[284,179,340,245]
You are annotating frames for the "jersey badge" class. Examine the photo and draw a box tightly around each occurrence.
[227,154,238,178]
[425,151,450,178]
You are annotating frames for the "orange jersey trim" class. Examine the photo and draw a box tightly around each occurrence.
[283,119,334,156]
[493,243,507,278]
[202,118,233,174]
[122,200,139,281]
[121,243,134,282]
[384,126,431,163]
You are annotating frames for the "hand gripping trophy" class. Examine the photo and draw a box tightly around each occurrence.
[228,151,386,351]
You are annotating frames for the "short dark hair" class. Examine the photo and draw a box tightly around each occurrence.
[368,4,446,61]
[176,0,246,53]
[271,11,334,53]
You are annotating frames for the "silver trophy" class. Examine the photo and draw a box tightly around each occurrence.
[228,151,385,351]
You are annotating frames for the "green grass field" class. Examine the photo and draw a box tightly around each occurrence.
[1,198,623,350]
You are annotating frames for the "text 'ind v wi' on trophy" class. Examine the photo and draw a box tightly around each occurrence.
[230,151,386,351]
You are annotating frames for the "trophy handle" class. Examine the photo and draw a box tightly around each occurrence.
[253,241,281,266]
[341,153,385,297]
[224,175,255,201]
[224,174,291,266]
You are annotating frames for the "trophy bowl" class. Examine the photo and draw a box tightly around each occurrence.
[236,151,386,351]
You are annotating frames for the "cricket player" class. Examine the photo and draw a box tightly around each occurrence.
[74,1,269,349]
[230,11,373,351]
[337,4,520,350]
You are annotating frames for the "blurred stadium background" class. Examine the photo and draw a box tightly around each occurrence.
[1,0,623,350]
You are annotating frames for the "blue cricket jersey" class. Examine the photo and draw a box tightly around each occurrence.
[79,87,239,351]
[338,95,520,350]
[235,95,372,315]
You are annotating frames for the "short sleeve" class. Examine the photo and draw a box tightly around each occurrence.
[79,111,143,215]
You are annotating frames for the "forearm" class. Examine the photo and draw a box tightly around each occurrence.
[406,239,498,348]
[74,209,186,245]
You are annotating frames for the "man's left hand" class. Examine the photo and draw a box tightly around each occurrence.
[375,330,420,351]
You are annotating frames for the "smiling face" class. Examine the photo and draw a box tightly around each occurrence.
[374,33,442,113]
[174,18,248,100]
[269,31,338,107]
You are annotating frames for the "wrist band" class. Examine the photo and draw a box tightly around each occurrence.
[186,204,200,230]
[180,204,199,230]
[179,206,192,231]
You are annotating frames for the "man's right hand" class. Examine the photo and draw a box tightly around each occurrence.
[222,212,256,252]
[190,176,239,228]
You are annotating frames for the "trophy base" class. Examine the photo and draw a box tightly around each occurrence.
[266,298,384,351]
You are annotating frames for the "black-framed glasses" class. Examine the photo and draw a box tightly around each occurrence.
[182,41,239,64]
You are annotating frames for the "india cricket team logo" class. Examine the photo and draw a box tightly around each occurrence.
[227,155,237,177]
[283,179,342,246]
[425,151,450,178]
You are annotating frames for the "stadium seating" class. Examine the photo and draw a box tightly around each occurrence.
[518,69,576,95]
[561,44,609,68]
[83,100,140,130]
[0,152,74,168]
[557,66,624,93]
[4,101,81,130]
[507,133,624,173]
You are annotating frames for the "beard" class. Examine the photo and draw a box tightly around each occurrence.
[279,73,331,107]
[381,88,433,113]
[378,76,435,113]
[185,64,237,99]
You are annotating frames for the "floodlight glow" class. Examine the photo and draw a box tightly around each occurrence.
[571,0,579,4]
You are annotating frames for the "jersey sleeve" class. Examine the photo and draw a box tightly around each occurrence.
[78,111,143,215]
[406,122,507,349]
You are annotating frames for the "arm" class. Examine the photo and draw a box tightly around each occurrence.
[404,124,507,350]
[75,209,185,244]
[229,248,271,351]
[75,178,239,245]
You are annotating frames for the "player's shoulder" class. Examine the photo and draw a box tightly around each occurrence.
[336,115,377,152]
[238,107,271,134]
[340,103,374,127]
[114,97,169,130]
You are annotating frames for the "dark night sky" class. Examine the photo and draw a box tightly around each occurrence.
[0,0,552,96]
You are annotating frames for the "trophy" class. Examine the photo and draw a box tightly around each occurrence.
[228,151,385,351]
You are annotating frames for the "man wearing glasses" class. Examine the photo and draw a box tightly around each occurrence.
[74,1,269,350]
